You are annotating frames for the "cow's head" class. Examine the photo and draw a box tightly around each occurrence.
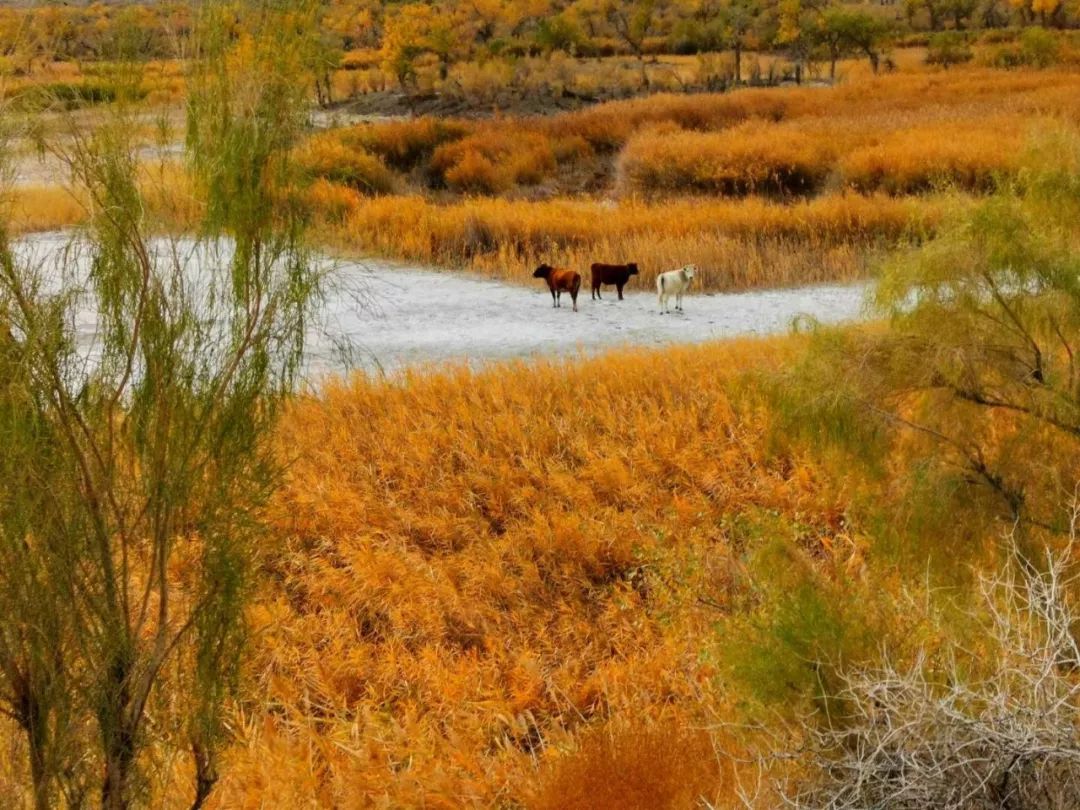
[627,263,639,276]
[532,264,552,279]
[682,264,697,281]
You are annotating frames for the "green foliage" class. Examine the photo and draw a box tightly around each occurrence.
[1019,26,1063,65]
[741,133,1080,736]
[817,8,892,75]
[37,81,120,107]
[926,31,974,66]
[535,15,585,54]
[986,27,1063,68]
[0,1,320,807]
[11,81,150,112]
[787,129,1080,547]
[860,460,1000,580]
[719,529,891,717]
[769,323,889,469]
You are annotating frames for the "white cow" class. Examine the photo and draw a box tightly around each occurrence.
[657,264,697,314]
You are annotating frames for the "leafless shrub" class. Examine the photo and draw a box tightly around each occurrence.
[790,517,1080,809]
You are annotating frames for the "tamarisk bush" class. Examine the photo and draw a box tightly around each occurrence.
[780,129,1080,543]
[0,1,320,807]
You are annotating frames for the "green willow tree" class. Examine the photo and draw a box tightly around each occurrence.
[783,131,1080,549]
[0,1,321,807]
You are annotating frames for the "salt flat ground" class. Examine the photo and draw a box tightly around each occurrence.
[14,232,867,377]
[326,259,867,374]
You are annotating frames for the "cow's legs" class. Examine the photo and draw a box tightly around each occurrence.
[592,284,600,300]
[571,290,578,312]
[551,288,557,307]
[617,283,624,300]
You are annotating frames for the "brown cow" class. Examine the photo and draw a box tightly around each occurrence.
[533,264,582,312]
[590,262,639,301]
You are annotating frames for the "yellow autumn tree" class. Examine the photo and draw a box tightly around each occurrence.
[1009,0,1062,23]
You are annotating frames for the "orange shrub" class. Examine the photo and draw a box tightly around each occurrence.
[838,120,1025,194]
[343,116,471,171]
[530,720,729,810]
[441,146,506,192]
[431,129,560,193]
[618,123,835,196]
[293,133,395,194]
[301,177,361,223]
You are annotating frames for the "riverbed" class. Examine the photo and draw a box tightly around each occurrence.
[14,232,869,378]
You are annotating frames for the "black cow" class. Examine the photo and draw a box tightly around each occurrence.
[590,262,639,301]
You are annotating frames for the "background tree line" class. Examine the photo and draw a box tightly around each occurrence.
[2,0,1077,87]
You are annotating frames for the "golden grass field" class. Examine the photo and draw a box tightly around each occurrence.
[198,305,1073,807]
[310,190,940,290]
[0,338,836,808]
[3,38,1080,810]
[212,337,850,808]
[0,326,1061,807]
[316,67,1080,185]
[7,63,1080,293]
[293,66,1080,290]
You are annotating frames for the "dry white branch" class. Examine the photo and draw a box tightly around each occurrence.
[787,520,1080,810]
